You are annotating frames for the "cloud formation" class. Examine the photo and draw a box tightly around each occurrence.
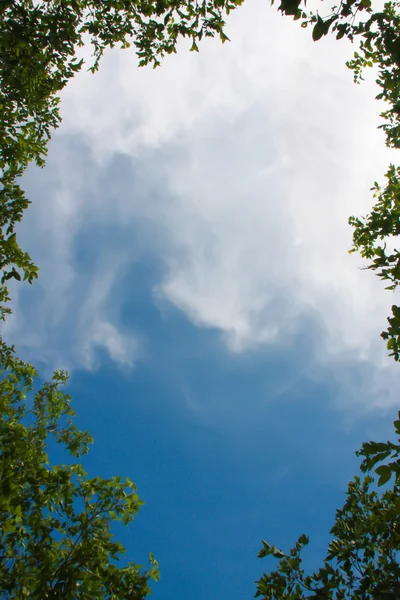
[6,0,400,407]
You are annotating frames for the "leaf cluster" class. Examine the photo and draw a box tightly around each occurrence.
[0,340,159,599]
[349,166,400,358]
[255,414,400,600]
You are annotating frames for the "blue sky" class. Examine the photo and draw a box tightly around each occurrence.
[4,0,400,598]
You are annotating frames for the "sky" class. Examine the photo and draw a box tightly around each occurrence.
[4,0,400,598]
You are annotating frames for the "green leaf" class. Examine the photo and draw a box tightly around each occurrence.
[278,0,301,17]
[312,16,335,41]
[375,464,392,486]
[11,270,21,281]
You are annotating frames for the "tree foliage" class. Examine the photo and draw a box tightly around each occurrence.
[350,166,400,360]
[2,1,400,596]
[255,414,400,600]
[0,339,159,599]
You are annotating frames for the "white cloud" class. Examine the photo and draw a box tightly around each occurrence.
[6,0,400,407]
[4,142,141,371]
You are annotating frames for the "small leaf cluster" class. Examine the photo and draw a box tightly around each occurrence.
[272,0,374,43]
[349,165,400,358]
[358,411,400,485]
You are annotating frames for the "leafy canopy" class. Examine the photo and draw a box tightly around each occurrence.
[0,339,159,599]
[2,2,400,596]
